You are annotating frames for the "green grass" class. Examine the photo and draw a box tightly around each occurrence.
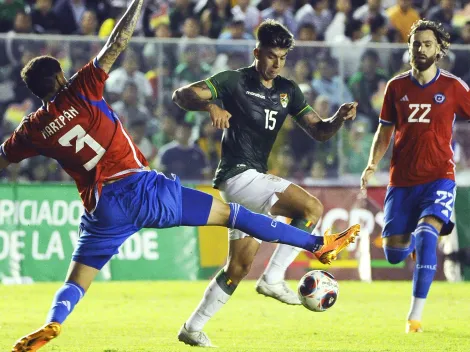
[1,281,469,352]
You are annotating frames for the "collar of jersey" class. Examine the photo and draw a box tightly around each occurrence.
[410,68,441,89]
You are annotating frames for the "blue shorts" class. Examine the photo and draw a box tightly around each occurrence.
[382,178,456,238]
[72,171,182,266]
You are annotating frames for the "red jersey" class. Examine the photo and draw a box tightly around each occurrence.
[380,69,470,187]
[0,59,148,212]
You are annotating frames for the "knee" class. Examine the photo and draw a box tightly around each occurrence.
[303,197,323,223]
[383,247,408,264]
[226,260,252,284]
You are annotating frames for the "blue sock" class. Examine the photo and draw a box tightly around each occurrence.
[384,236,416,264]
[413,222,438,299]
[228,203,323,252]
[45,281,85,324]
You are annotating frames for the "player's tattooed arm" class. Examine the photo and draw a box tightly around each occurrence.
[296,111,345,142]
[296,102,358,141]
[96,0,144,73]
[172,81,215,112]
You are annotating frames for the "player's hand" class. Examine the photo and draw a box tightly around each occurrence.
[208,104,231,129]
[336,102,358,121]
[360,164,377,196]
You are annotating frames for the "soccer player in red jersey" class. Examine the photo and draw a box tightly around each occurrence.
[361,20,470,333]
[3,2,357,351]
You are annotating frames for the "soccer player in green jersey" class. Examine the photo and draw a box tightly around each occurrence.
[173,19,360,347]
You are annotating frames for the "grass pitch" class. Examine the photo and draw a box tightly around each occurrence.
[1,281,469,352]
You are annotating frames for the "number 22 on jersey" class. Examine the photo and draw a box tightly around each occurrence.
[408,104,431,123]
[58,125,106,171]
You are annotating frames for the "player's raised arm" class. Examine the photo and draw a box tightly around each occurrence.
[96,0,144,74]
[294,102,358,142]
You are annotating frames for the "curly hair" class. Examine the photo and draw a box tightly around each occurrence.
[408,19,451,59]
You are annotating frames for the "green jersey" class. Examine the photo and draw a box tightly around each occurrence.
[204,66,313,188]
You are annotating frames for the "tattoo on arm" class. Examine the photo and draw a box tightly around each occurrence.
[173,81,213,112]
[297,111,344,142]
[98,0,144,73]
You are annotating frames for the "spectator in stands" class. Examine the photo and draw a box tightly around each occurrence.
[348,49,388,131]
[217,15,254,58]
[353,0,388,24]
[106,49,153,105]
[196,118,222,176]
[312,56,354,109]
[75,9,98,36]
[152,114,177,151]
[426,0,455,38]
[325,0,352,43]
[358,14,390,73]
[200,0,233,39]
[128,118,157,161]
[53,0,87,35]
[31,0,60,34]
[295,0,331,39]
[386,0,420,42]
[111,81,152,127]
[0,10,34,67]
[343,120,374,174]
[0,0,24,32]
[261,0,297,36]
[174,44,212,89]
[231,0,261,35]
[331,18,365,78]
[169,0,196,38]
[293,59,314,93]
[156,122,210,181]
[454,21,470,78]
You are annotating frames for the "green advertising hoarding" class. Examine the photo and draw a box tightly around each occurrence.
[0,184,200,283]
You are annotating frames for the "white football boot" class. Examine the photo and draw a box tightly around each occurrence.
[255,275,301,305]
[177,324,214,347]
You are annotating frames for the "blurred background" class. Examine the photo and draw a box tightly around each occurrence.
[0,0,469,283]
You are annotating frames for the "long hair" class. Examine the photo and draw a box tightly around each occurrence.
[408,20,451,60]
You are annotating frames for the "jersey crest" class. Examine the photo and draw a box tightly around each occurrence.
[434,93,446,104]
[280,93,288,108]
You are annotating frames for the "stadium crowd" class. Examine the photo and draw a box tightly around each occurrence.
[0,0,470,183]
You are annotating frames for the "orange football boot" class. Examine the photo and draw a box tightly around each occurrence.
[406,320,423,333]
[314,224,361,264]
[12,322,61,352]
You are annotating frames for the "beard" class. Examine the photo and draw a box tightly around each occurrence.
[411,54,437,71]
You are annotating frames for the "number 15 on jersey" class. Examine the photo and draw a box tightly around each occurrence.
[264,109,278,130]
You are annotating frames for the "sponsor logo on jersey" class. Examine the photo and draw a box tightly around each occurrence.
[434,93,446,104]
[416,264,437,270]
[280,93,288,108]
[246,91,265,99]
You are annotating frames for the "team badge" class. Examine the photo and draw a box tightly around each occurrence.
[434,93,445,104]
[280,93,288,108]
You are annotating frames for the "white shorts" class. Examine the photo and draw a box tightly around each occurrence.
[218,169,292,242]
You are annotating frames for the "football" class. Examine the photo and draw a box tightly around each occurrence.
[297,270,339,312]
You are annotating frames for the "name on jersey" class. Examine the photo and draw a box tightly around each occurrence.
[41,106,79,139]
[246,91,265,99]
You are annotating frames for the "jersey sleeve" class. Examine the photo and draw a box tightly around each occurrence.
[454,78,470,120]
[74,58,109,100]
[288,80,313,120]
[379,80,396,125]
[1,118,39,163]
[204,70,240,100]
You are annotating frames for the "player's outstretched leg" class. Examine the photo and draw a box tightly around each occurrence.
[12,260,101,351]
[313,224,361,264]
[406,220,440,333]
